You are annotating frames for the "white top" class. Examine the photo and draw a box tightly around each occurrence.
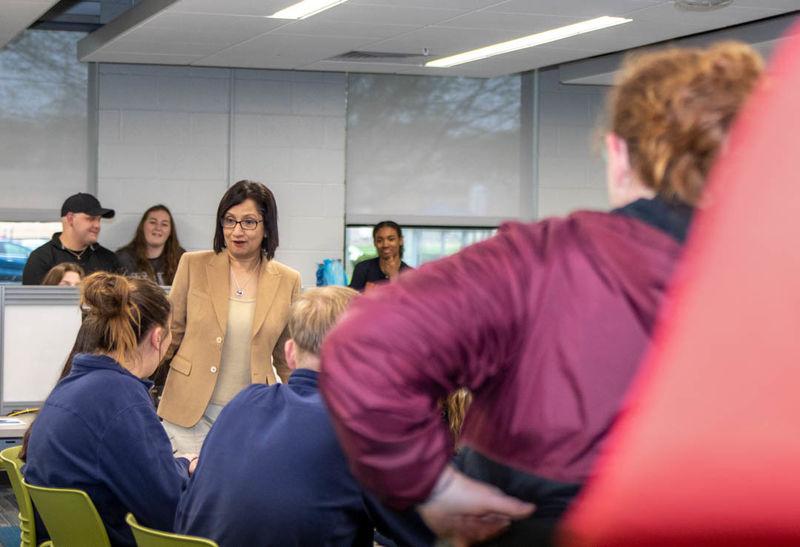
[210,296,256,406]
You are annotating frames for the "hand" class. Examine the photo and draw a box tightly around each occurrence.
[176,453,199,475]
[380,257,402,279]
[189,456,199,475]
[418,466,535,546]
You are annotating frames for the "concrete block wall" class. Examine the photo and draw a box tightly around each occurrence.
[231,69,346,283]
[96,64,346,285]
[536,66,610,218]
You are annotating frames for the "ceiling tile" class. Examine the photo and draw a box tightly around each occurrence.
[437,11,584,32]
[126,13,286,47]
[270,18,417,40]
[486,0,663,17]
[368,26,515,57]
[348,0,505,8]
[713,0,800,9]
[84,51,205,64]
[168,0,294,17]
[75,0,800,78]
[195,33,369,69]
[627,4,787,31]
[313,4,467,26]
[101,39,222,56]
[0,0,59,36]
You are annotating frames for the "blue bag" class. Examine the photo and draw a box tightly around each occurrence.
[316,258,348,287]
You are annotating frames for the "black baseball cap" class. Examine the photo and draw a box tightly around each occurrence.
[60,193,115,219]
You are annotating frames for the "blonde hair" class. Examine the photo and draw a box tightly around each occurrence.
[444,389,472,445]
[608,41,763,206]
[288,286,358,356]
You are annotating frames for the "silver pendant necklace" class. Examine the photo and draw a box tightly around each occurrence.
[231,268,254,297]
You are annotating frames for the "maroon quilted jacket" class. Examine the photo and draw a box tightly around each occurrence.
[321,206,686,509]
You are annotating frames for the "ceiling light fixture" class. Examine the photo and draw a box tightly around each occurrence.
[268,0,349,20]
[425,16,632,68]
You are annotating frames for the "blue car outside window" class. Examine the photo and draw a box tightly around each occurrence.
[0,241,31,282]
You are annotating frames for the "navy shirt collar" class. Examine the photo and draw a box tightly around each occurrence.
[70,353,154,389]
[288,368,319,390]
[613,196,694,243]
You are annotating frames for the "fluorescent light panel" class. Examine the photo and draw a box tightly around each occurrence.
[425,16,632,68]
[269,0,348,20]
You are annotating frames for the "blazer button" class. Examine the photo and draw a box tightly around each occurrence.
[210,366,218,373]
[216,337,223,344]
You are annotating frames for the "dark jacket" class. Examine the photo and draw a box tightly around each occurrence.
[349,257,411,291]
[175,369,390,546]
[320,199,691,509]
[22,232,120,285]
[23,354,189,546]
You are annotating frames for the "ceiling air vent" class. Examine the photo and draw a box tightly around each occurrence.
[326,50,427,66]
[674,0,733,11]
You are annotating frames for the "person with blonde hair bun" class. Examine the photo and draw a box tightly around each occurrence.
[320,42,763,547]
[24,272,193,546]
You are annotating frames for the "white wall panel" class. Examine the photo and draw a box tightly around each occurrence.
[96,64,347,285]
[231,69,346,284]
[536,67,609,217]
[3,304,81,403]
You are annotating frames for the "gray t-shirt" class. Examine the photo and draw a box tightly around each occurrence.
[116,247,180,285]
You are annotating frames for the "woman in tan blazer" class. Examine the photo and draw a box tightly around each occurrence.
[158,180,301,453]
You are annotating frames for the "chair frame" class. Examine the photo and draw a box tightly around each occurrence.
[0,445,38,547]
[125,513,219,547]
[23,480,111,547]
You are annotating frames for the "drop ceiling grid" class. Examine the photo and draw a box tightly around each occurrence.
[77,0,800,76]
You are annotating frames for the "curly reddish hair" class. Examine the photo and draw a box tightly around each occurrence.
[608,42,763,206]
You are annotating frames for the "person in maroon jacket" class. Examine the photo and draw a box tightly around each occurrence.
[320,42,763,547]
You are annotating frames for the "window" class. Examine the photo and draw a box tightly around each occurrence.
[346,226,496,276]
[346,73,522,226]
[0,221,61,283]
[0,30,89,212]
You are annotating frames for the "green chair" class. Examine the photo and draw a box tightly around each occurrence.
[24,480,110,547]
[0,445,40,547]
[126,514,218,547]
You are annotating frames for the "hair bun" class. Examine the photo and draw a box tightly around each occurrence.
[81,272,131,319]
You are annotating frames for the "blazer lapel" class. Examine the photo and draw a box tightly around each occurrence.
[206,252,230,334]
[251,259,283,340]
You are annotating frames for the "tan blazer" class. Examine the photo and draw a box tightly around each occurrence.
[157,250,301,427]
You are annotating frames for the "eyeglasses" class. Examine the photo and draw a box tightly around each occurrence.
[222,217,263,231]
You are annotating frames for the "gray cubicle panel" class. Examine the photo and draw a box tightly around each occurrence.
[0,286,81,414]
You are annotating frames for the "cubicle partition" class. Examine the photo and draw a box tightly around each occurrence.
[0,286,82,414]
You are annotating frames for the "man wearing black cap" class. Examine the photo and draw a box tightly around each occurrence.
[22,193,121,285]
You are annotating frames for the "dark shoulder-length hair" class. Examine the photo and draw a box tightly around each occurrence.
[118,204,184,284]
[213,180,279,260]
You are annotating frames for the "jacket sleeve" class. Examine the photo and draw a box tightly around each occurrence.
[97,403,189,531]
[320,222,540,509]
[273,271,302,383]
[22,248,52,285]
[165,253,190,362]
